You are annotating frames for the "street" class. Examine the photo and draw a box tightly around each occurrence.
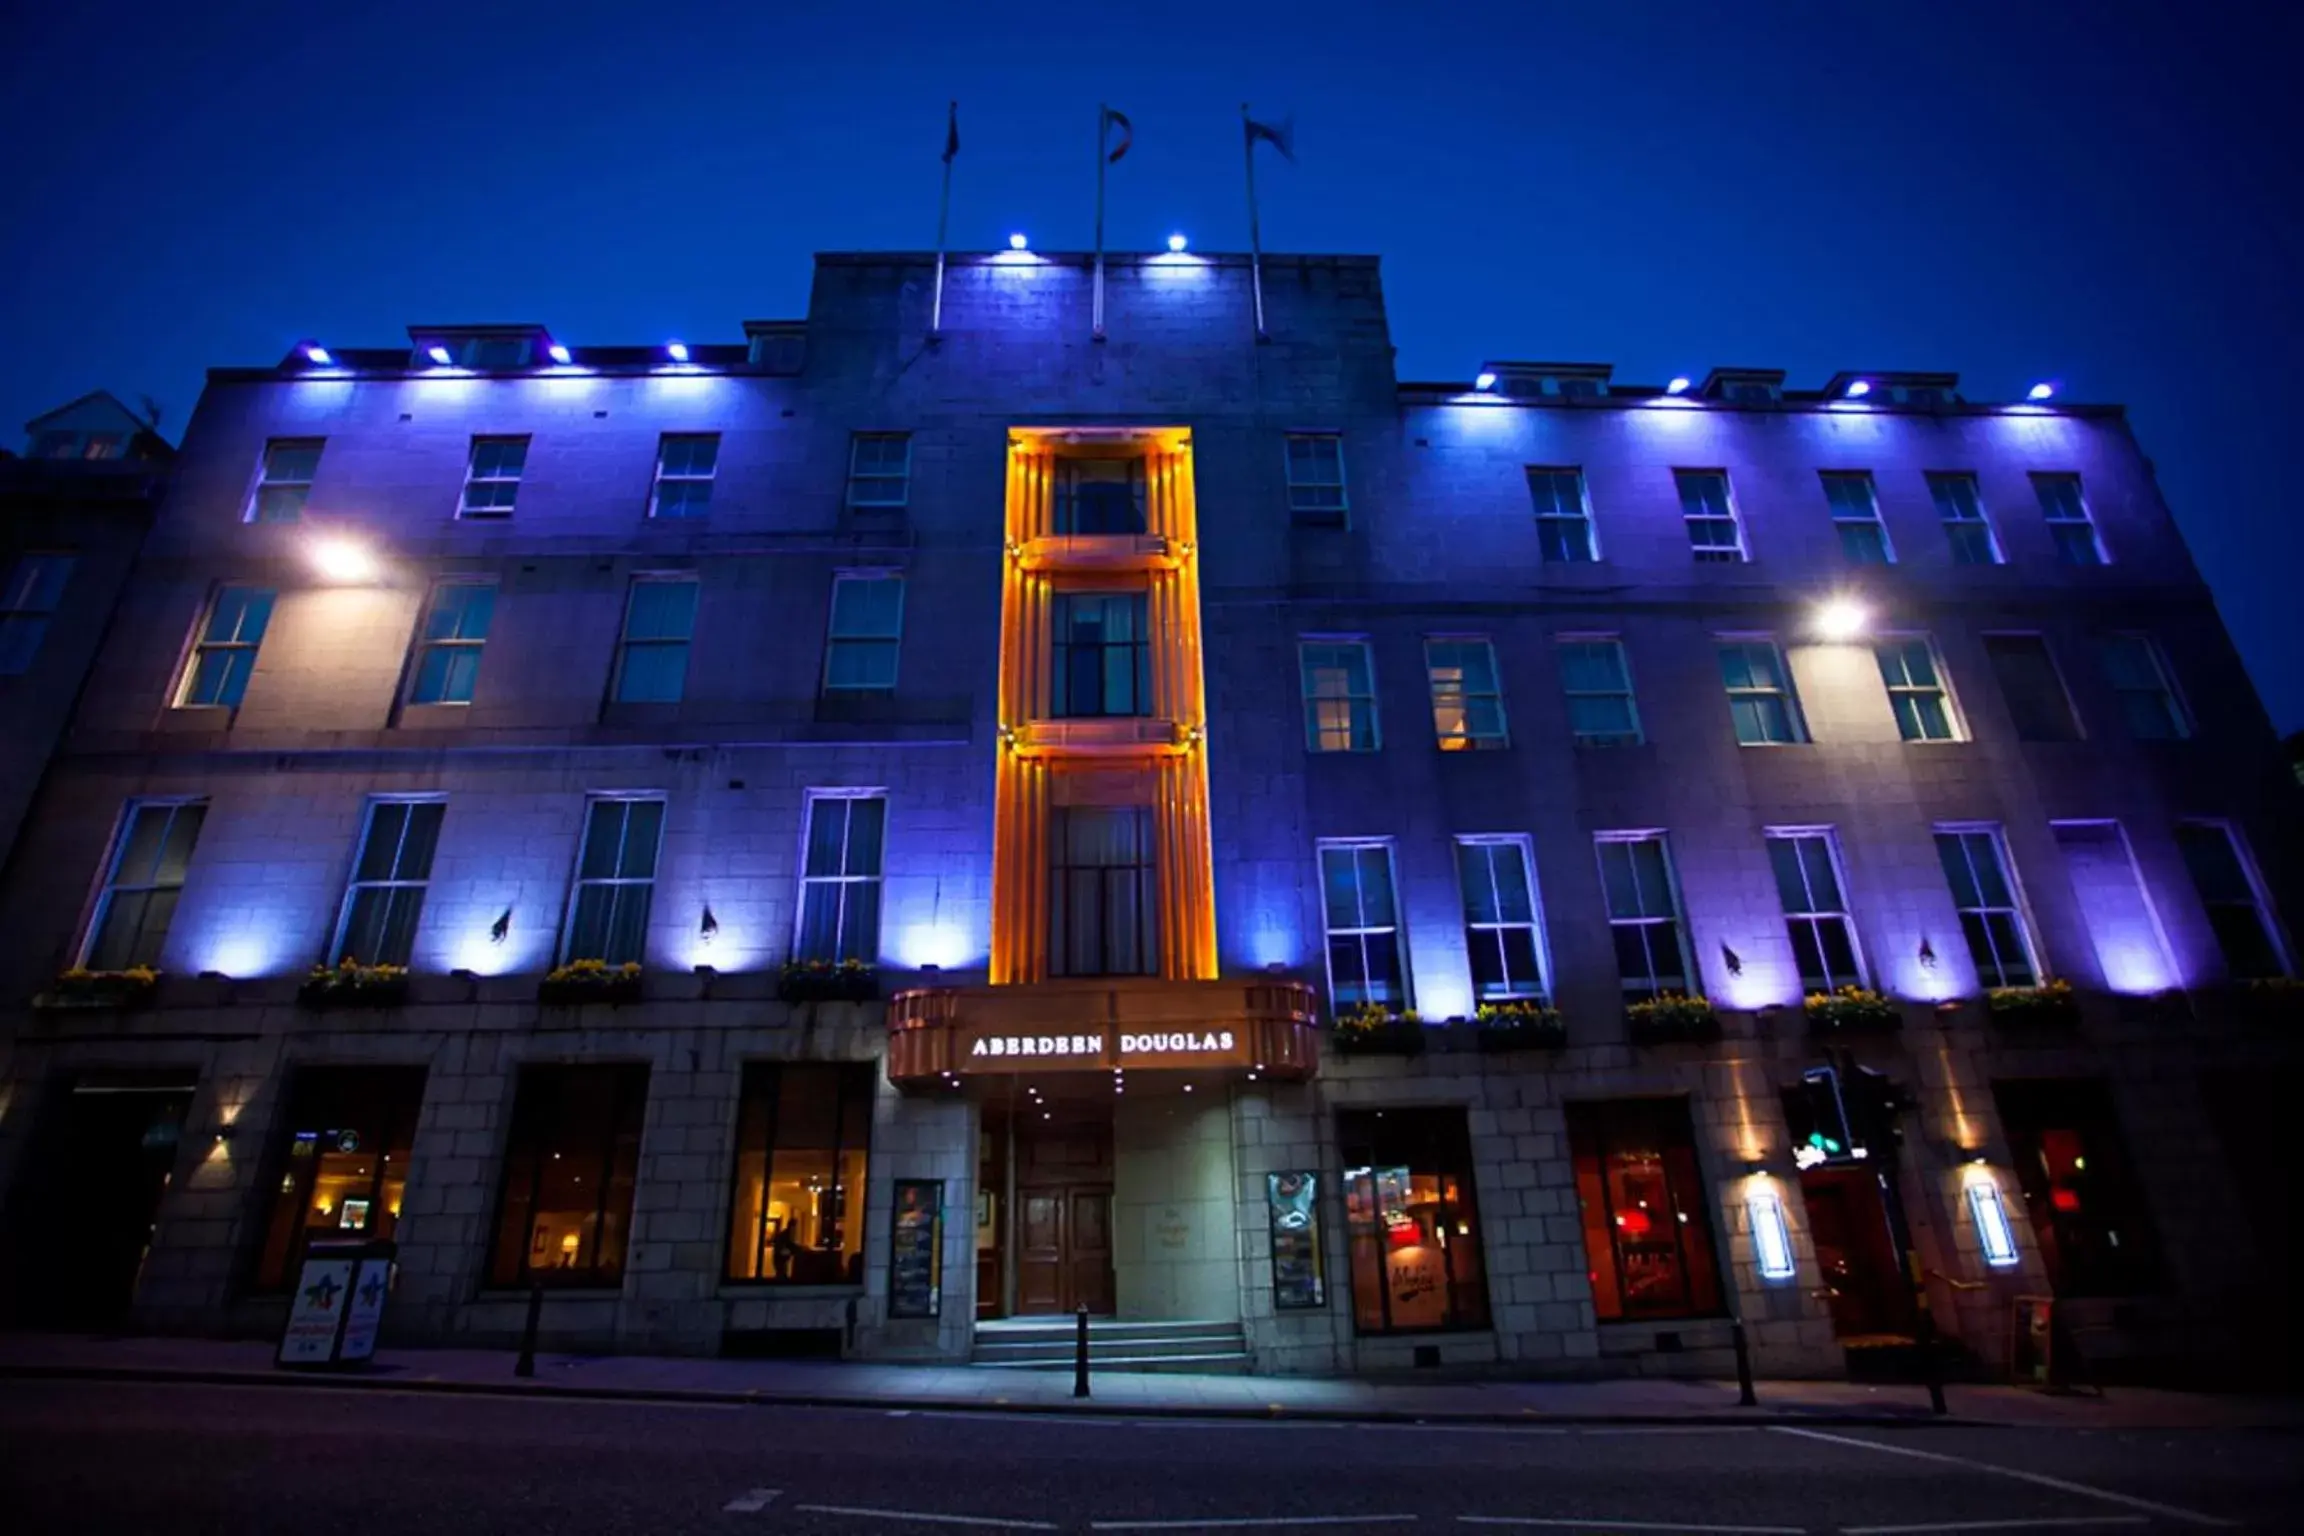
[3,1379,2300,1534]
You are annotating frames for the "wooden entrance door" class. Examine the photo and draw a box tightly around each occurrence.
[1013,1110,1115,1316]
[1800,1165,1914,1341]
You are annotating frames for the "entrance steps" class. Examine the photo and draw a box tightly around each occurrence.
[970,1317,1249,1374]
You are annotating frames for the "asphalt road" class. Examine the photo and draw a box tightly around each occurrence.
[2,1378,2299,1535]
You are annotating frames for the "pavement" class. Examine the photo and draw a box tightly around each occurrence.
[4,1330,2301,1430]
[5,1374,2302,1535]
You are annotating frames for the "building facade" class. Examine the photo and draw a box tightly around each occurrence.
[0,253,2296,1384]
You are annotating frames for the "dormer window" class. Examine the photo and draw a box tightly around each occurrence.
[1484,363,1613,401]
[1723,381,1779,404]
[407,326,546,371]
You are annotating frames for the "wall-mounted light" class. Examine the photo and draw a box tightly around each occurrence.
[426,345,453,366]
[1008,232,1029,251]
[1665,376,1692,395]
[307,535,379,584]
[304,345,333,366]
[1965,1170,2021,1268]
[490,908,513,944]
[699,906,720,946]
[665,340,690,363]
[1473,371,1498,392]
[547,343,572,365]
[1845,379,1872,399]
[2026,381,2056,402]
[1167,233,1188,253]
[1811,596,1870,641]
[1918,936,1938,970]
[1747,1185,1796,1281]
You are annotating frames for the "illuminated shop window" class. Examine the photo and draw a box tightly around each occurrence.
[797,794,886,964]
[1338,1107,1490,1334]
[1455,836,1546,1002]
[1767,831,1865,992]
[1049,806,1157,978]
[1929,473,2002,566]
[1983,635,2081,743]
[1052,593,1152,718]
[1567,1098,1724,1322]
[246,438,323,524]
[2175,822,2288,980]
[649,433,719,519]
[1594,834,1689,1001]
[1559,638,1641,746]
[2097,633,2189,741]
[1426,638,1507,751]
[1991,1078,2162,1298]
[178,585,274,708]
[458,436,528,519]
[1876,638,1961,741]
[562,797,664,965]
[82,800,206,971]
[1319,840,1403,1009]
[2032,472,2106,566]
[1055,456,1146,535]
[253,1066,426,1291]
[1300,640,1378,752]
[846,433,912,513]
[724,1063,875,1285]
[1820,472,1894,564]
[613,577,699,705]
[1674,469,1746,562]
[488,1064,649,1289]
[0,553,75,675]
[333,799,445,966]
[1934,827,2038,988]
[1526,467,1595,563]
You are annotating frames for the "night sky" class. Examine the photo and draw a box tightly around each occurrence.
[5,1,2297,729]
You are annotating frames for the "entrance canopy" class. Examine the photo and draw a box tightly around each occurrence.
[886,976,1320,1091]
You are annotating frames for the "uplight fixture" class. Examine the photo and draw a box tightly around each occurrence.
[308,535,379,584]
[303,345,333,365]
[1167,233,1188,253]
[666,340,690,362]
[1008,232,1029,251]
[1473,371,1498,392]
[1812,596,1870,641]
[2027,381,2056,401]
[1666,376,1692,395]
[548,343,572,364]
[426,345,452,366]
[1845,379,1872,399]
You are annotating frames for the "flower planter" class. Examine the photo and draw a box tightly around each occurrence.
[1986,980,2080,1033]
[1804,988,1901,1038]
[777,964,881,1004]
[539,963,643,1007]
[1331,1021,1427,1058]
[35,969,159,1011]
[1626,995,1721,1046]
[1474,1005,1567,1053]
[297,965,411,1012]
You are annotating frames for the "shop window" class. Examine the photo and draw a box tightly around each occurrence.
[725,1063,875,1285]
[1566,1098,1724,1322]
[487,1063,649,1289]
[252,1066,427,1291]
[1992,1078,2162,1298]
[1338,1107,1490,1334]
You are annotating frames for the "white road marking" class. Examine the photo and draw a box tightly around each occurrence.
[1459,1517,1804,1535]
[1093,1519,1421,1531]
[723,1489,782,1514]
[1770,1426,2240,1530]
[793,1505,1060,1530]
[1841,1518,2151,1534]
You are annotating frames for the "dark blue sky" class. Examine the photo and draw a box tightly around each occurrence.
[6,1,2298,728]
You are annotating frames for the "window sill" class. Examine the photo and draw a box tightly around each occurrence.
[397,702,474,729]
[157,705,233,734]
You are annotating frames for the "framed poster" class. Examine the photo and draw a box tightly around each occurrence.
[888,1178,944,1320]
[1266,1171,1326,1310]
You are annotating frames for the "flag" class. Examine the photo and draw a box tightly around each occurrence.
[1102,107,1134,162]
[1246,113,1295,161]
[943,102,960,164]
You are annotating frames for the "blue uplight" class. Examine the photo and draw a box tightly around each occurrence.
[548,343,572,365]
[1008,232,1029,251]
[304,345,332,365]
[1666,376,1691,395]
[666,340,690,362]
[2027,381,2056,401]
[426,345,452,366]
[1167,233,1188,253]
[1845,379,1872,399]
[1473,371,1498,392]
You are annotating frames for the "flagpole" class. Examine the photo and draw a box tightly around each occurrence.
[1093,104,1108,341]
[1242,103,1267,339]
[932,101,956,338]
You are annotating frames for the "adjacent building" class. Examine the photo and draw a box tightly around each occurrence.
[0,253,2295,1385]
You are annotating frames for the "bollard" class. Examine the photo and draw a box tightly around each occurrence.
[514,1282,543,1379]
[1730,1316,1758,1407]
[1073,1305,1090,1399]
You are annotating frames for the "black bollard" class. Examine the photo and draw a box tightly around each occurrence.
[1730,1316,1758,1407]
[1073,1305,1090,1399]
[514,1282,543,1378]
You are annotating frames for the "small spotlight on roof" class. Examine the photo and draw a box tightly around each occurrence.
[548,343,572,365]
[1473,371,1498,392]
[1666,376,1692,395]
[2027,381,2055,401]
[1813,597,1870,642]
[308,536,379,585]
[1845,379,1872,399]
[426,345,452,366]
[1167,232,1188,253]
[1008,232,1029,251]
[666,341,690,362]
[303,345,333,365]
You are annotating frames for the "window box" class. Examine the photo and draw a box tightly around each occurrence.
[1804,986,1901,1037]
[778,959,880,1004]
[36,966,159,1010]
[1984,977,2079,1032]
[1474,1002,1566,1052]
[297,960,411,1011]
[1330,1005,1427,1058]
[1625,992,1720,1045]
[538,960,643,1007]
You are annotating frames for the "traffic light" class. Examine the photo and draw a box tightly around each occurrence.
[1791,1066,1853,1168]
[1841,1065,1909,1159]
